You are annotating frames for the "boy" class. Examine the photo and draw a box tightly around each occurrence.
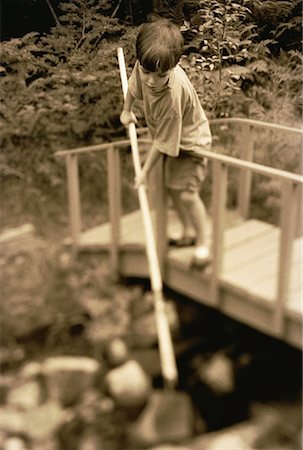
[120,19,212,267]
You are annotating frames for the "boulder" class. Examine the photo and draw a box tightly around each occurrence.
[7,380,41,410]
[104,338,129,368]
[42,357,100,407]
[131,300,179,348]
[0,231,56,338]
[19,361,42,380]
[130,348,161,379]
[0,407,25,434]
[127,390,194,448]
[105,359,151,410]
[24,401,70,442]
[2,437,28,450]
[197,351,235,395]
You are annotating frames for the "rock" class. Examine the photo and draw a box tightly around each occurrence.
[7,380,42,410]
[131,348,161,379]
[0,346,25,369]
[197,351,235,394]
[105,359,151,410]
[148,446,188,450]
[131,291,154,319]
[42,356,100,407]
[0,407,25,434]
[250,401,302,450]
[99,396,115,414]
[0,224,34,244]
[190,421,257,450]
[0,375,14,405]
[24,401,70,442]
[19,362,42,380]
[206,433,252,450]
[3,437,28,450]
[0,233,56,338]
[127,390,194,448]
[131,300,179,348]
[104,338,129,368]
[78,429,103,450]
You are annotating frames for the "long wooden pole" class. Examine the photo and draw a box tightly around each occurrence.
[117,47,178,388]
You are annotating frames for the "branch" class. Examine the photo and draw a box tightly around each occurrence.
[111,0,123,18]
[45,0,60,27]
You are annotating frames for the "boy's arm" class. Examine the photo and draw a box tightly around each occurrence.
[120,90,137,126]
[135,142,162,188]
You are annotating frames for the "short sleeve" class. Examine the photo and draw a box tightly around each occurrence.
[128,61,143,101]
[154,113,182,157]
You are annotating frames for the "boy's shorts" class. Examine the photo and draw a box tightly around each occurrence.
[164,152,207,192]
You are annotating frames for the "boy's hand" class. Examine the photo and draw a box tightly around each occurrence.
[120,110,138,127]
[134,170,147,189]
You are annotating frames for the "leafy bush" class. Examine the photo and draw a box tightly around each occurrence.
[0,0,138,233]
[249,0,302,52]
[0,0,301,233]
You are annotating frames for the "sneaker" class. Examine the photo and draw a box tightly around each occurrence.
[191,246,211,270]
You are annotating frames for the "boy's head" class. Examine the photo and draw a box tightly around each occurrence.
[136,19,184,73]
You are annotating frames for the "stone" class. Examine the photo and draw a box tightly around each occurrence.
[130,348,161,379]
[0,233,56,338]
[131,300,179,348]
[0,407,25,434]
[0,346,25,369]
[78,429,103,450]
[104,338,129,368]
[3,437,28,450]
[7,380,41,410]
[105,359,151,410]
[0,375,14,404]
[197,351,235,394]
[206,433,252,450]
[127,389,194,448]
[19,361,42,380]
[131,291,154,319]
[0,224,34,244]
[42,356,100,407]
[24,401,70,442]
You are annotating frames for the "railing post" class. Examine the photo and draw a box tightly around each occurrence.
[210,160,228,306]
[238,124,254,219]
[107,146,121,274]
[66,154,81,249]
[275,180,299,336]
[296,140,303,237]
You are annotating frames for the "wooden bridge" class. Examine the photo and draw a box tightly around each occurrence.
[56,118,303,349]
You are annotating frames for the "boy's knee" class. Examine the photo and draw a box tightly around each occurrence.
[179,190,197,205]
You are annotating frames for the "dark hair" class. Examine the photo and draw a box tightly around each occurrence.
[136,19,184,73]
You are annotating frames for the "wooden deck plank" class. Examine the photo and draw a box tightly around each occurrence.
[222,227,280,271]
[223,220,275,249]
[220,226,301,316]
[222,237,302,293]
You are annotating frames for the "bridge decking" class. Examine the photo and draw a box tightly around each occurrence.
[69,209,302,349]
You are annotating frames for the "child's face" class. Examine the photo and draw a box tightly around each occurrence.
[139,64,171,91]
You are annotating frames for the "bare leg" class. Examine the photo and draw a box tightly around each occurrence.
[168,188,195,239]
[178,190,208,247]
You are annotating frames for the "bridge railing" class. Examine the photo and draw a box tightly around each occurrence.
[56,118,303,336]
